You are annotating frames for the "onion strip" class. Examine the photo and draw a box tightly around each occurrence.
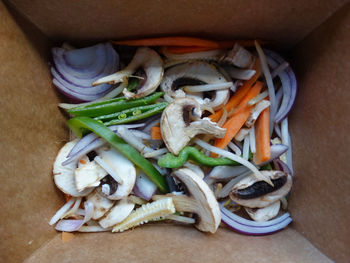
[49,198,76,225]
[183,82,233,92]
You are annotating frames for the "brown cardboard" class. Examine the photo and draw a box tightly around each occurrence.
[289,4,350,262]
[0,0,349,262]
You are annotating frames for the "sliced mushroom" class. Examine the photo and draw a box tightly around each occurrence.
[220,43,255,68]
[245,100,271,128]
[229,170,292,208]
[96,145,136,200]
[161,97,226,155]
[93,47,163,99]
[99,198,135,228]
[160,61,230,110]
[153,168,221,233]
[87,189,115,220]
[245,201,281,222]
[53,140,94,197]
[74,156,108,192]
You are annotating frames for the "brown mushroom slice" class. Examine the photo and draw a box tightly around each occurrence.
[229,170,292,208]
[160,61,230,110]
[87,190,115,220]
[53,140,94,197]
[245,201,281,222]
[161,97,226,155]
[93,47,164,99]
[153,168,221,233]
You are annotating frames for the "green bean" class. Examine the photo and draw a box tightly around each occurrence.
[157,146,239,168]
[103,102,168,126]
[67,92,164,117]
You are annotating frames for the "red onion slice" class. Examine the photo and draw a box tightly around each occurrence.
[220,204,292,235]
[63,44,102,69]
[257,144,288,166]
[133,171,157,201]
[55,201,94,232]
[264,49,297,123]
[273,159,292,175]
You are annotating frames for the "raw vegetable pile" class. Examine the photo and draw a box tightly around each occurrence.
[50,37,296,235]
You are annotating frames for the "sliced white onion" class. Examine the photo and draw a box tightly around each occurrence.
[194,139,271,184]
[248,90,269,106]
[78,225,112,232]
[271,62,289,78]
[255,41,276,135]
[242,135,250,160]
[228,142,242,156]
[62,197,82,218]
[49,197,76,225]
[207,165,249,181]
[249,126,256,154]
[217,171,251,198]
[281,118,293,174]
[183,82,233,92]
[143,148,169,158]
[130,130,151,140]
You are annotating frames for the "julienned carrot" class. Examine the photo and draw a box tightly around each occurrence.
[254,107,271,164]
[112,37,268,49]
[165,46,215,54]
[213,81,263,151]
[151,126,162,140]
[209,59,262,122]
[112,37,220,48]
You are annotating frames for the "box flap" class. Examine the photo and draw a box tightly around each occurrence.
[25,226,331,263]
[6,0,347,48]
[289,4,350,263]
[0,1,68,262]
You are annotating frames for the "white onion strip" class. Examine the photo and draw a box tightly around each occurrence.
[194,139,272,185]
[143,148,169,158]
[78,225,112,232]
[242,136,250,160]
[271,62,289,78]
[217,171,251,198]
[165,214,195,224]
[255,41,276,136]
[248,90,268,106]
[183,82,233,92]
[94,156,124,184]
[130,130,151,140]
[249,126,256,154]
[228,142,242,156]
[62,197,82,218]
[49,198,76,225]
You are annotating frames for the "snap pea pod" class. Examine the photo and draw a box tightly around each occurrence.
[67,91,164,117]
[67,116,169,193]
[102,102,167,126]
[158,146,240,168]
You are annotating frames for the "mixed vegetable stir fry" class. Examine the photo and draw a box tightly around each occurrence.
[50,37,296,235]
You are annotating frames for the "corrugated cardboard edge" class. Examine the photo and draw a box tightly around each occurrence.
[24,225,332,263]
[289,3,350,262]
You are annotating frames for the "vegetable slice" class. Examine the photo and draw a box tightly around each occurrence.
[67,116,169,193]
[254,107,271,164]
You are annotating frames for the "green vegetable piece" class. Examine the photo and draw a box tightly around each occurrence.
[126,78,139,92]
[67,116,169,193]
[118,113,127,120]
[102,102,167,126]
[158,146,239,168]
[67,91,164,117]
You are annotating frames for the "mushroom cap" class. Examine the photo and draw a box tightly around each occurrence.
[229,171,292,208]
[171,168,221,233]
[96,146,136,200]
[160,61,230,110]
[53,140,94,197]
[161,97,226,155]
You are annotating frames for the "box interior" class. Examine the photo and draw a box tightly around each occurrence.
[1,0,349,262]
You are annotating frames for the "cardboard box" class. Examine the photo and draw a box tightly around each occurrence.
[1,0,349,262]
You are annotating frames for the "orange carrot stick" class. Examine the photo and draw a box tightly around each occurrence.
[209,59,262,123]
[151,126,162,140]
[254,107,271,164]
[213,81,263,150]
[112,37,220,48]
[165,46,215,54]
